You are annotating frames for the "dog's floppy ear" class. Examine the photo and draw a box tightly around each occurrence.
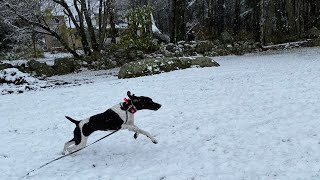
[127,91,134,99]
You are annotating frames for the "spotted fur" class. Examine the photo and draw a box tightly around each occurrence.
[63,91,161,155]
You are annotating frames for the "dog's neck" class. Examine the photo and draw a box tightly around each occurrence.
[120,99,137,113]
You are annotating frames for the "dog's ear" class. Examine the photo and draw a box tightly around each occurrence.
[127,91,134,99]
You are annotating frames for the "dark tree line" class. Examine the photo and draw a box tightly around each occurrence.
[1,0,319,57]
[153,0,320,45]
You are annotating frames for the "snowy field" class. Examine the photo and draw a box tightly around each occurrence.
[1,47,320,180]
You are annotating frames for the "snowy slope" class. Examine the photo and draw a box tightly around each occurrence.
[1,47,320,180]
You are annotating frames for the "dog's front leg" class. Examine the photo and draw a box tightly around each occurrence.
[122,125,158,144]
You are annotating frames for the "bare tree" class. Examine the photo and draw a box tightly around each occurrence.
[0,0,116,57]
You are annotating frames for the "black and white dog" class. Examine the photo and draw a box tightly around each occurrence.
[63,91,161,155]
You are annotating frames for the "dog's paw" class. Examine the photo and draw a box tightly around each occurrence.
[151,138,158,144]
[134,132,139,139]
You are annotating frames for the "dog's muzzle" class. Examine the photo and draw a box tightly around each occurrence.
[152,103,161,110]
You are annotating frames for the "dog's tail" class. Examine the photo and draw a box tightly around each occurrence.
[65,116,80,125]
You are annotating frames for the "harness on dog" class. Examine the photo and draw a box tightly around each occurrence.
[121,98,137,114]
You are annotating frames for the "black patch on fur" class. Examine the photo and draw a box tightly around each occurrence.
[65,116,79,125]
[73,126,81,145]
[82,109,124,137]
[132,96,161,111]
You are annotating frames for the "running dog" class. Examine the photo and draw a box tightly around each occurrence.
[63,91,161,154]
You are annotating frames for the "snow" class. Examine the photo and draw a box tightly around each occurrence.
[2,52,72,66]
[0,68,47,95]
[151,14,161,34]
[1,47,320,179]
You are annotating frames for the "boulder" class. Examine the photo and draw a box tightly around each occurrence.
[154,32,170,44]
[195,41,215,54]
[183,43,197,56]
[302,38,320,47]
[191,57,220,67]
[113,48,126,58]
[27,60,56,77]
[0,63,13,70]
[126,49,138,60]
[221,31,234,43]
[307,27,320,38]
[118,57,219,79]
[53,58,78,75]
[165,43,176,52]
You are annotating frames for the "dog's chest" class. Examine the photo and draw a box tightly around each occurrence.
[110,104,134,125]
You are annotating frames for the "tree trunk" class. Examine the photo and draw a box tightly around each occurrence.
[81,0,99,53]
[171,0,187,42]
[108,0,116,44]
[286,0,295,37]
[73,0,91,55]
[260,0,265,45]
[215,0,225,35]
[99,0,108,50]
[170,0,176,42]
[234,0,241,35]
[32,25,37,58]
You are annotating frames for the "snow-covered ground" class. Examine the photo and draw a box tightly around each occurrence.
[2,52,72,66]
[1,47,320,180]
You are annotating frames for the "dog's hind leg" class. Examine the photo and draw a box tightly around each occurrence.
[66,135,88,153]
[62,139,75,155]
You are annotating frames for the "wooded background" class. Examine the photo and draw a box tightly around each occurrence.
[152,0,320,44]
[0,0,319,55]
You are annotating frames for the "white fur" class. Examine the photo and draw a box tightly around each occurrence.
[63,105,157,154]
[63,118,89,154]
[110,104,134,125]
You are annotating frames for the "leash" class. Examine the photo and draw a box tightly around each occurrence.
[22,129,119,179]
[23,101,134,179]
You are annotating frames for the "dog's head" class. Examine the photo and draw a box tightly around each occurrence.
[127,91,161,111]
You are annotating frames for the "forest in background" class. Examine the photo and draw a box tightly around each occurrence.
[0,0,319,57]
[153,0,320,44]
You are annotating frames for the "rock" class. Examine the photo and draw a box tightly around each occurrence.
[136,51,144,59]
[192,57,220,67]
[126,49,137,60]
[0,63,13,70]
[118,58,189,79]
[164,51,175,58]
[0,68,28,85]
[215,48,229,56]
[84,57,117,70]
[177,41,186,45]
[27,60,56,77]
[302,38,320,47]
[204,51,218,57]
[153,32,170,44]
[118,57,219,79]
[183,44,196,56]
[166,43,176,52]
[221,31,234,43]
[307,27,320,38]
[113,48,126,58]
[175,51,184,57]
[53,58,78,75]
[195,41,215,54]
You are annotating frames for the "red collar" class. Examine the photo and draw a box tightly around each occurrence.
[123,98,137,113]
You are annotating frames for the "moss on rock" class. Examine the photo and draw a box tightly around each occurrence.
[27,60,56,77]
[118,57,219,79]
